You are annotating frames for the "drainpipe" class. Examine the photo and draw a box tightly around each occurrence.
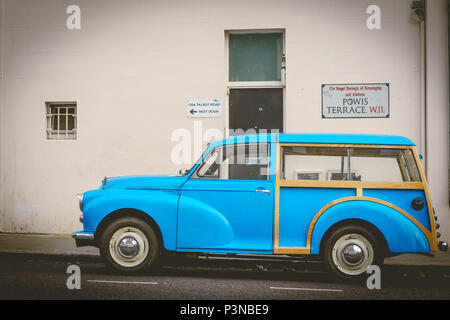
[420,5,427,176]
[411,0,427,176]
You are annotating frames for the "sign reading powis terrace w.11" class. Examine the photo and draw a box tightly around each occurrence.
[322,83,389,118]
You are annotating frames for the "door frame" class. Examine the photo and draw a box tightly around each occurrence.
[224,29,286,138]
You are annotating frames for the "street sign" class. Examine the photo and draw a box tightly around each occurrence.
[186,99,221,118]
[322,83,389,118]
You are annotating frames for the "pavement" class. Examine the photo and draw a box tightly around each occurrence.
[0,232,449,267]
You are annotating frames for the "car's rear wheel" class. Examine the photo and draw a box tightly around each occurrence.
[99,217,159,273]
[322,224,383,279]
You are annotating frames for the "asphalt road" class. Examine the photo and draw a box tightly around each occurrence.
[0,253,449,301]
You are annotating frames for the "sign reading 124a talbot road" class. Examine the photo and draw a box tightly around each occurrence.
[322,83,389,118]
[186,99,221,118]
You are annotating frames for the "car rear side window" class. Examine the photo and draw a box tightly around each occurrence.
[281,146,421,182]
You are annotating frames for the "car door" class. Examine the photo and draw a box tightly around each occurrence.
[177,142,274,253]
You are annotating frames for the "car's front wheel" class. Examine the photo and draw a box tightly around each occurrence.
[99,217,159,273]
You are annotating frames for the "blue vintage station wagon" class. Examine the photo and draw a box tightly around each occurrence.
[73,133,447,278]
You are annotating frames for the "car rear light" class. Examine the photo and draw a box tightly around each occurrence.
[79,214,83,223]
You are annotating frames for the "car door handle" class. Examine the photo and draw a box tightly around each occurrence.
[255,189,271,194]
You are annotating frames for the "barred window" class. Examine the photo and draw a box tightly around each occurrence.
[46,102,77,140]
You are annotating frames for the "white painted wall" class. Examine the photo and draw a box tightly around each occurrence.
[0,0,448,240]
[425,0,449,241]
[0,0,3,232]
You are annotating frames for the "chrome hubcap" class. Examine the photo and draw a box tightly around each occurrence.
[109,227,149,268]
[117,236,140,258]
[341,243,364,266]
[331,233,374,276]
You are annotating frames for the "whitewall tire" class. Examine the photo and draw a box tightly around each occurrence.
[322,224,384,279]
[100,217,159,273]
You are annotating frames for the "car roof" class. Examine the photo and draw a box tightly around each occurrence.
[211,133,415,147]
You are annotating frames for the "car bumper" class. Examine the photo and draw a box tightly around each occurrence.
[72,231,96,247]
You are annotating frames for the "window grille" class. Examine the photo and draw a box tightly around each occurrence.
[46,102,77,140]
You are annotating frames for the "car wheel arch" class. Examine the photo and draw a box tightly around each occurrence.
[309,197,431,255]
[317,218,389,259]
[95,208,165,252]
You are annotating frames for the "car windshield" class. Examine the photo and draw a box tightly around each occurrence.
[179,144,211,176]
[181,162,197,176]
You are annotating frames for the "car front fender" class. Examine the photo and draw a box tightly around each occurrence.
[82,189,179,250]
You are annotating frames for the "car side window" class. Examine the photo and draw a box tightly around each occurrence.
[195,143,270,180]
[281,146,421,182]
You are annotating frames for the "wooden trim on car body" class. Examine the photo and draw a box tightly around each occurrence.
[273,143,436,255]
